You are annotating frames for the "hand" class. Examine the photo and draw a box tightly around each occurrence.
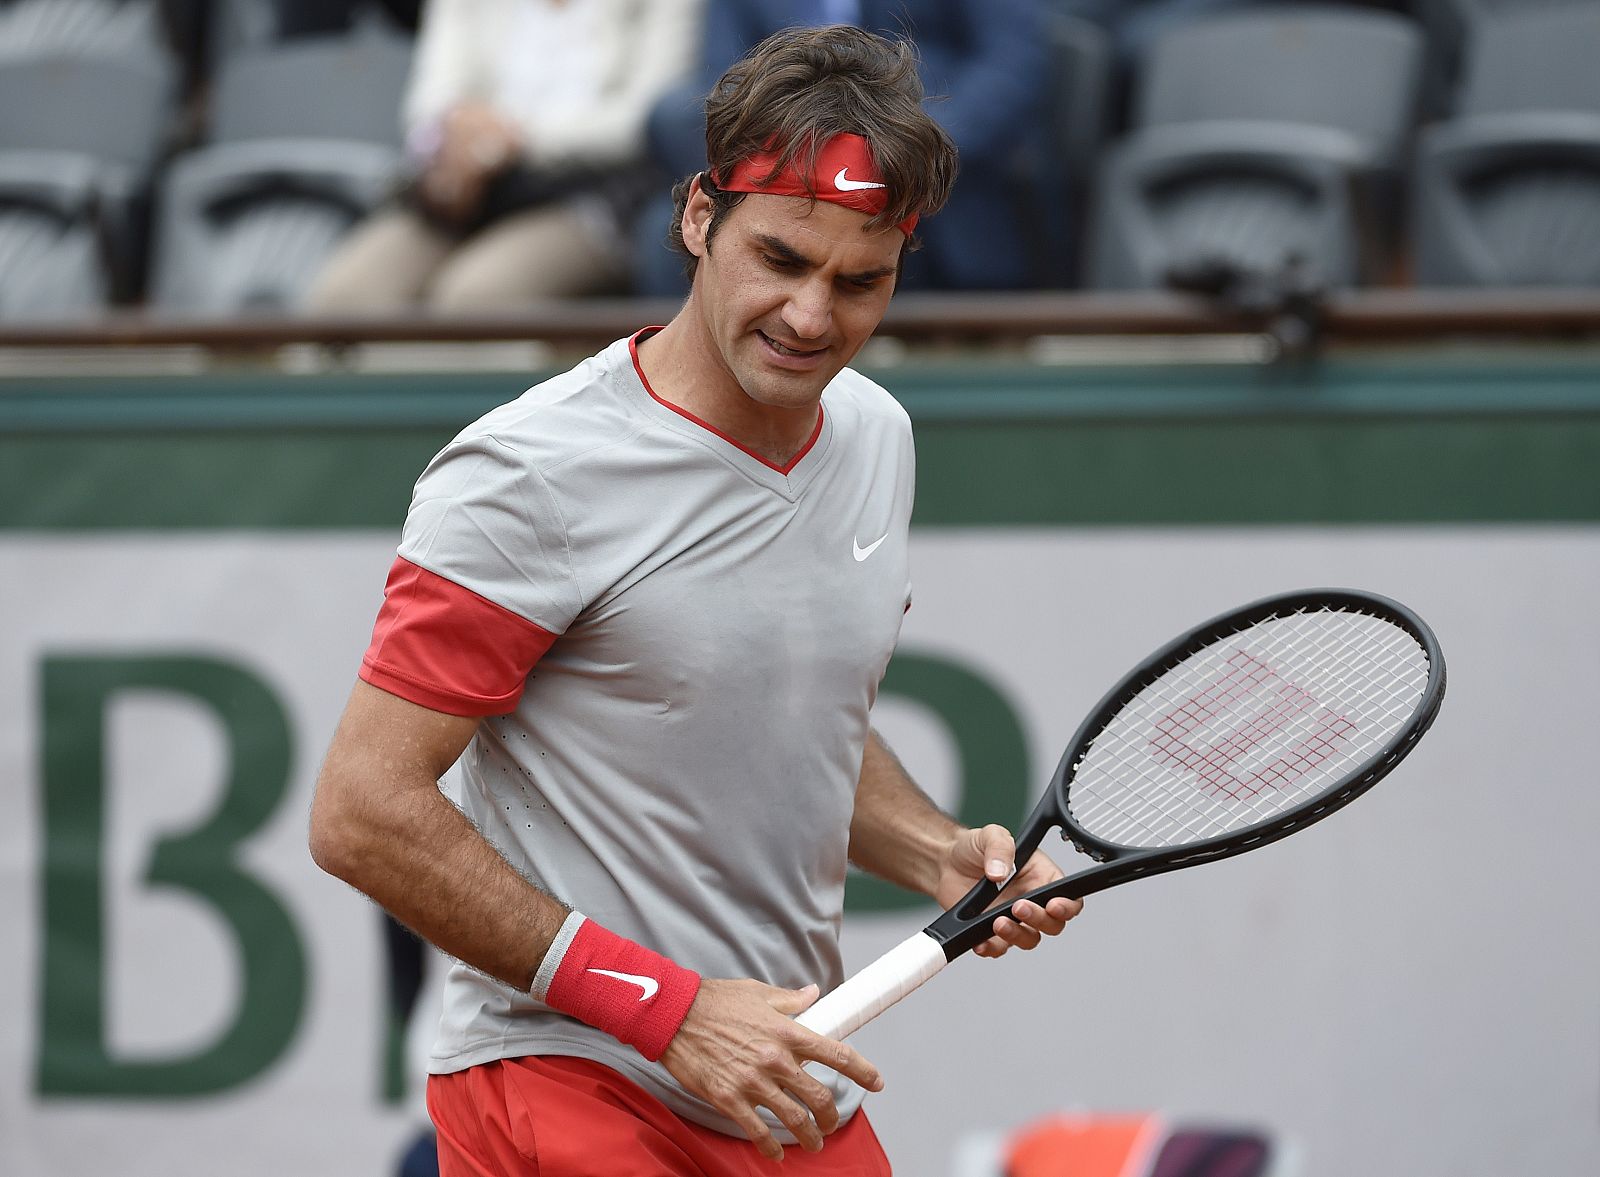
[934,824,1083,959]
[418,102,523,223]
[660,978,884,1161]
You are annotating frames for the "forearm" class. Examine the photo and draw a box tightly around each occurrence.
[846,729,964,898]
[310,683,568,991]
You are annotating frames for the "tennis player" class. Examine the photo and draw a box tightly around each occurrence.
[310,25,1081,1176]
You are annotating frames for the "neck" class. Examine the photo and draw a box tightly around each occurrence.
[636,298,822,469]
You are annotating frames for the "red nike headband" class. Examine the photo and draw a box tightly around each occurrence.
[714,133,919,235]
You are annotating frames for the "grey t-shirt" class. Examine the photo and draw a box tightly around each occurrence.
[396,333,915,1136]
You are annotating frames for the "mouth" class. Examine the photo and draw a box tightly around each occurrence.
[758,331,828,363]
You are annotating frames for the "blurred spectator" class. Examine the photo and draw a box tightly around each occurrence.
[271,0,421,38]
[304,0,701,314]
[633,0,1052,294]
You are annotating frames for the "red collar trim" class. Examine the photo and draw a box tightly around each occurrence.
[628,328,824,477]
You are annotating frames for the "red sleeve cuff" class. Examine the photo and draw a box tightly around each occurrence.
[359,556,559,717]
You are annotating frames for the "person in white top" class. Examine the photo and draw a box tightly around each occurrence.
[305,0,702,312]
[310,25,1082,1176]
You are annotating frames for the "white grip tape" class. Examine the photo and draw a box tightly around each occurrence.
[796,931,948,1041]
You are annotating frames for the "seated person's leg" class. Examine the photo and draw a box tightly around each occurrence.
[302,208,451,314]
[427,204,631,311]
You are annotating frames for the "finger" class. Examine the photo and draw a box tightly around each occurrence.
[780,1066,843,1135]
[767,982,821,1016]
[758,1081,832,1151]
[1049,896,1084,922]
[1010,898,1075,938]
[721,1100,783,1162]
[794,1028,884,1094]
[993,914,1042,951]
[761,1086,825,1153]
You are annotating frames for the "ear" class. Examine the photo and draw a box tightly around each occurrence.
[681,175,714,259]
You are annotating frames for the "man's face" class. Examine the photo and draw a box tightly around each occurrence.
[681,183,903,413]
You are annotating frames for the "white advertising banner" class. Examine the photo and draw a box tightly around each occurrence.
[3,527,1597,1177]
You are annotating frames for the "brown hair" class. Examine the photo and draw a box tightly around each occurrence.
[668,25,958,278]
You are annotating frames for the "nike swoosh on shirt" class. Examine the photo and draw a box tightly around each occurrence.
[586,968,659,1001]
[834,167,886,192]
[853,533,889,562]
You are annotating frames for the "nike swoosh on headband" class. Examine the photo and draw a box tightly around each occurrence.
[834,167,886,192]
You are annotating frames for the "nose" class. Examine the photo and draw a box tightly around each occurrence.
[780,276,832,342]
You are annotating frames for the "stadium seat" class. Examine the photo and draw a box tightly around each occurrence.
[1032,6,1114,284]
[148,28,411,315]
[1411,3,1600,286]
[0,0,165,61]
[0,151,110,318]
[1410,0,1593,117]
[1084,5,1425,293]
[0,50,175,317]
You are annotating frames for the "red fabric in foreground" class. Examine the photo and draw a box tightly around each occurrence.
[428,1056,892,1177]
[542,919,701,1062]
[360,556,557,716]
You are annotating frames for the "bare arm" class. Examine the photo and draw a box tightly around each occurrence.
[848,728,1083,958]
[308,680,568,989]
[847,729,964,897]
[309,679,881,1161]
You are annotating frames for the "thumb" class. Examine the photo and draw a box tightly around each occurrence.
[964,823,1015,883]
[767,982,821,1015]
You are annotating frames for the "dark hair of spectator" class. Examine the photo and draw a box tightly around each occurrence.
[668,24,958,278]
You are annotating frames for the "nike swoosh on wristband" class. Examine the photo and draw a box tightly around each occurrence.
[834,167,886,192]
[853,533,889,562]
[586,968,659,1001]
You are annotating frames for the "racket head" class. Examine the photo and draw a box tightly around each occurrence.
[934,589,1444,957]
[1054,588,1444,869]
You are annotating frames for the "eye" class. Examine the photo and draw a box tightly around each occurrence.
[762,253,801,272]
[841,274,887,295]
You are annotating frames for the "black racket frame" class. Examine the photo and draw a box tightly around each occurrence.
[928,589,1447,960]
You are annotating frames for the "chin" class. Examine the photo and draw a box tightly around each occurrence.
[746,371,834,411]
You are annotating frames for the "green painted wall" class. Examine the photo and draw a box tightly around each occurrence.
[5,353,1599,528]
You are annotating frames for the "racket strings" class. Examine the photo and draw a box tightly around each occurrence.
[1066,608,1430,848]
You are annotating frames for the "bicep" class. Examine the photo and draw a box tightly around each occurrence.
[329,680,478,782]
[313,681,479,837]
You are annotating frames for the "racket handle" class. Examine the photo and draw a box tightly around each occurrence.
[796,931,947,1041]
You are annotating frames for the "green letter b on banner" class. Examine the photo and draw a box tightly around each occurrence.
[845,651,1031,913]
[36,655,307,1097]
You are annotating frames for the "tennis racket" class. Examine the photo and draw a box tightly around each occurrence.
[799,588,1446,1042]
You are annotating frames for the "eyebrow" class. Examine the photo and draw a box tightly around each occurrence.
[752,232,898,284]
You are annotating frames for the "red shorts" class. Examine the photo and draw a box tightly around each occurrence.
[427,1056,893,1177]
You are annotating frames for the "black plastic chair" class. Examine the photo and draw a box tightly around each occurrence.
[148,28,411,314]
[1412,3,1600,286]
[0,51,175,317]
[1085,5,1425,292]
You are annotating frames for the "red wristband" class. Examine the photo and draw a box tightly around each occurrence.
[533,914,701,1061]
